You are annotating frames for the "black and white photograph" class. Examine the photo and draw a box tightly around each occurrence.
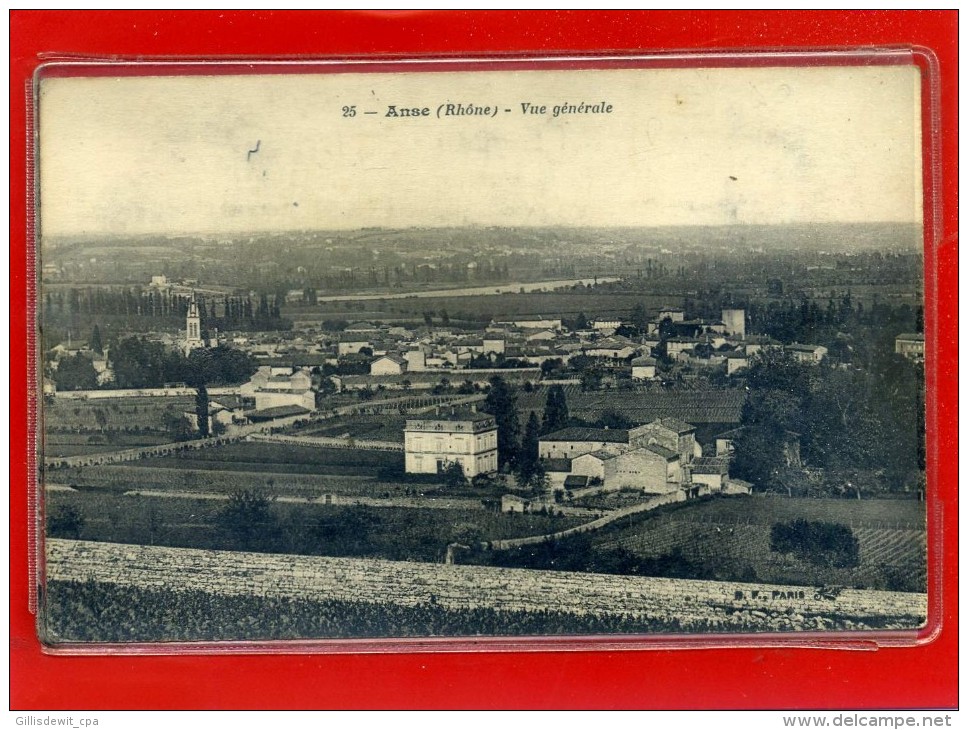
[36,61,928,645]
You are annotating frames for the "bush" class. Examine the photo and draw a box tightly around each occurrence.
[47,506,85,539]
[769,518,859,568]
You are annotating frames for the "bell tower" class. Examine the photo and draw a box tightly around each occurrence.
[185,291,203,355]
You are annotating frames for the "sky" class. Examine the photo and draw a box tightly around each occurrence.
[38,64,923,236]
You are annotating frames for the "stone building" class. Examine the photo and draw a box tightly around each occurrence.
[631,356,657,380]
[721,308,746,339]
[404,410,498,477]
[632,418,701,463]
[895,333,925,362]
[241,366,316,411]
[571,445,682,493]
[539,426,645,460]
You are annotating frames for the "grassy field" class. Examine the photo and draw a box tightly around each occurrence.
[127,442,404,471]
[592,495,926,592]
[51,464,402,498]
[52,441,406,495]
[41,579,781,643]
[290,415,407,442]
[44,395,241,433]
[473,495,926,592]
[44,432,175,457]
[516,386,746,425]
[312,291,680,324]
[45,489,582,563]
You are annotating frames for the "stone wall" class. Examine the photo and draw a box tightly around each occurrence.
[249,433,403,451]
[490,492,685,550]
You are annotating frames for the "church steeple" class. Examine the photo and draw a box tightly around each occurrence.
[185,291,203,355]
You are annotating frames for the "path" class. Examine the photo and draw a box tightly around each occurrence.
[489,492,686,550]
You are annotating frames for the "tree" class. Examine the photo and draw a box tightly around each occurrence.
[770,518,859,569]
[731,389,803,491]
[110,336,187,388]
[195,383,210,437]
[216,488,279,552]
[516,412,542,484]
[630,302,649,332]
[443,461,467,488]
[540,358,564,378]
[53,354,98,391]
[746,349,812,399]
[541,385,569,434]
[580,369,602,392]
[483,375,520,470]
[90,325,104,355]
[47,505,84,539]
[595,409,632,430]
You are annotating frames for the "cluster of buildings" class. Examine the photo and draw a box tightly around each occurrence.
[181,301,834,394]
[537,418,750,497]
[401,409,752,500]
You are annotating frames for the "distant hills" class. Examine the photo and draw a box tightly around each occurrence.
[44,222,922,256]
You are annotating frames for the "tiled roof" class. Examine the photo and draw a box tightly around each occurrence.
[787,343,825,352]
[540,427,629,443]
[691,456,730,474]
[656,417,696,434]
[644,444,678,460]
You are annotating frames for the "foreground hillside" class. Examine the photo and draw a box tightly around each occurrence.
[43,539,927,644]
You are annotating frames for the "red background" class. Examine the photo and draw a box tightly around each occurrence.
[9,10,958,710]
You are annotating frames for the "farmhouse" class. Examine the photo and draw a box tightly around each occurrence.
[482,336,506,354]
[525,329,557,342]
[337,336,372,356]
[592,318,622,332]
[182,401,237,433]
[501,494,530,513]
[370,354,407,375]
[786,343,828,364]
[404,409,498,478]
[688,456,730,491]
[657,307,686,323]
[666,337,699,360]
[895,333,925,362]
[572,445,682,493]
[725,351,750,375]
[538,426,641,460]
[632,418,701,463]
[743,335,781,357]
[583,337,637,360]
[630,356,657,380]
[499,315,562,331]
[241,366,316,412]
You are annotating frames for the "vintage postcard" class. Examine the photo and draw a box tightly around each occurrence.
[36,60,928,646]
